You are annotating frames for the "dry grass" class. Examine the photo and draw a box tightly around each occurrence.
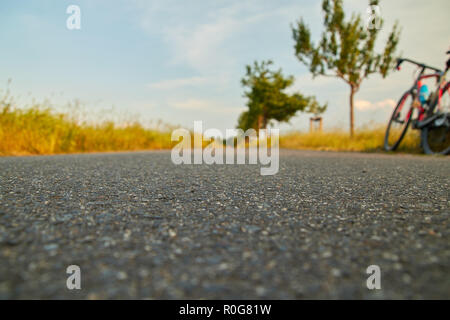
[0,99,173,156]
[280,127,422,153]
[0,93,423,156]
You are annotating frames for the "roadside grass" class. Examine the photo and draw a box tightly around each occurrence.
[280,127,422,154]
[0,95,423,155]
[0,100,173,156]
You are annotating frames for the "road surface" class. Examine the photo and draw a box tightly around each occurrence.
[0,150,449,299]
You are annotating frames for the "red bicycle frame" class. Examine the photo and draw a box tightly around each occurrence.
[416,73,440,121]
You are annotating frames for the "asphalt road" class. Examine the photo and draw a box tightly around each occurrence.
[0,150,449,299]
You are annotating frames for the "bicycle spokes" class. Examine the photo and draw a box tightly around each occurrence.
[393,112,404,124]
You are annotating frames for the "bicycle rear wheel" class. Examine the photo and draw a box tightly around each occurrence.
[421,83,450,155]
[384,91,414,151]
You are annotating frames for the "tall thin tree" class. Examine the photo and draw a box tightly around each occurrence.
[292,0,400,136]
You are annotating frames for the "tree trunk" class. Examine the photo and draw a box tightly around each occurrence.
[349,86,355,137]
[262,115,268,129]
[257,114,264,131]
[257,111,268,131]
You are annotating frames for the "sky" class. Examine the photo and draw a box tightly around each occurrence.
[0,0,449,133]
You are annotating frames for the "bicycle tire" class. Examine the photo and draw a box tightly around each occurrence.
[420,82,450,155]
[384,91,413,151]
[421,125,450,155]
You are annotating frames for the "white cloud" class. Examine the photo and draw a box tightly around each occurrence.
[355,99,396,111]
[134,1,249,72]
[164,18,240,72]
[135,0,313,73]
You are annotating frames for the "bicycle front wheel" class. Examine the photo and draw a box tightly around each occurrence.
[384,91,414,151]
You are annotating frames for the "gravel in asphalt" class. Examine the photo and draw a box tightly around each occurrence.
[0,150,449,299]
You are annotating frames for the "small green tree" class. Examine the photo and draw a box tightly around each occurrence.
[237,60,326,131]
[292,0,400,136]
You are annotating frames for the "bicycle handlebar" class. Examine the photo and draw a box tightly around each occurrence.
[396,58,442,73]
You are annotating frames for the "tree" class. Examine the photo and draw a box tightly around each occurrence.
[237,60,326,131]
[292,0,400,136]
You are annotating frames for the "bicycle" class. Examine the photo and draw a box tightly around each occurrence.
[384,51,450,155]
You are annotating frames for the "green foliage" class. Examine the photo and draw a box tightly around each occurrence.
[237,60,326,131]
[292,0,400,135]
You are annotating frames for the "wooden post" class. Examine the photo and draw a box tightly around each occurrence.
[309,116,323,133]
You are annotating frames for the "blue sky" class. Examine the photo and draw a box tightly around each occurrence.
[0,0,449,132]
